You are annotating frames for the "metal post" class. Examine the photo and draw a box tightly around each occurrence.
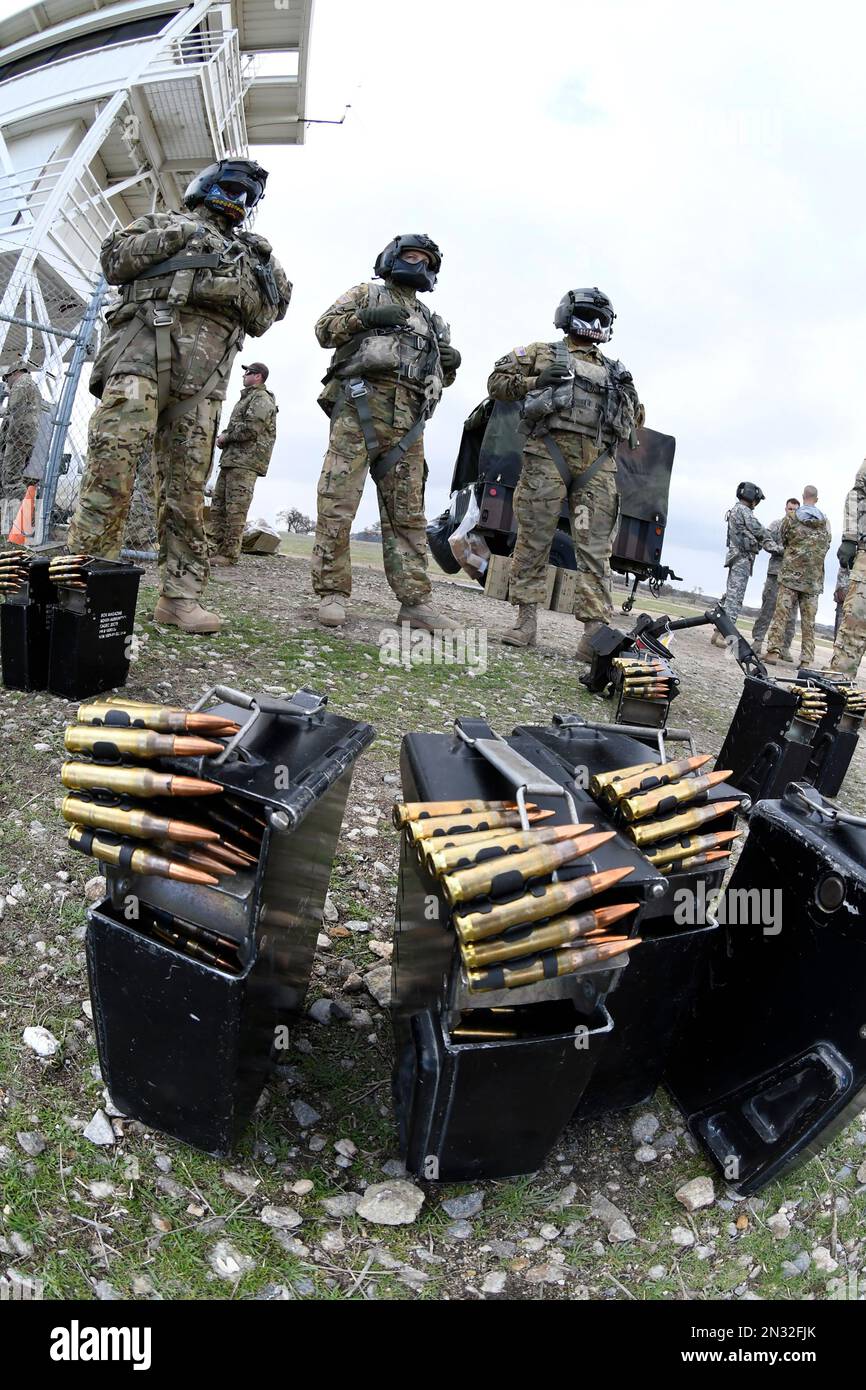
[36,275,107,546]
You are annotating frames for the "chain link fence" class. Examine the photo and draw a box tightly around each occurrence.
[0,246,158,554]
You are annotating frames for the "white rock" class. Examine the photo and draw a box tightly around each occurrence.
[363,966,392,1008]
[634,1145,658,1164]
[608,1218,636,1244]
[811,1246,838,1273]
[292,1099,321,1128]
[671,1225,695,1247]
[648,1264,667,1279]
[481,1270,507,1295]
[82,1109,115,1146]
[334,1138,357,1159]
[260,1205,302,1231]
[209,1240,254,1281]
[88,1181,116,1200]
[323,892,338,923]
[221,1170,260,1197]
[22,1025,60,1057]
[291,1179,314,1197]
[345,919,370,933]
[84,875,106,904]
[357,1180,424,1225]
[675,1176,715,1212]
[767,1212,791,1239]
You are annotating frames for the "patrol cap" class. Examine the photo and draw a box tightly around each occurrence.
[242,362,269,380]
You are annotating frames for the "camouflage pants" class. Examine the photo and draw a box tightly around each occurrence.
[510,437,619,621]
[751,572,797,650]
[210,466,257,562]
[312,401,431,604]
[68,374,219,599]
[830,550,866,675]
[720,556,753,625]
[766,584,818,664]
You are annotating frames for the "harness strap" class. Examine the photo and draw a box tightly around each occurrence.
[343,378,433,486]
[537,433,617,499]
[135,253,224,280]
[158,325,243,429]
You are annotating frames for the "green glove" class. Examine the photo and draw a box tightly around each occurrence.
[536,364,572,389]
[838,539,857,568]
[439,344,461,372]
[358,304,409,328]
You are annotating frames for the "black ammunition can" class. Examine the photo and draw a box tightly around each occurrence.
[47,560,143,699]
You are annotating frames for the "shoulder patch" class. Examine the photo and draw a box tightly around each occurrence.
[514,346,527,357]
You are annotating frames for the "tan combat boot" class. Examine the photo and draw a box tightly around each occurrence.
[710,631,727,648]
[763,649,779,665]
[780,647,795,663]
[575,619,604,663]
[211,555,234,567]
[153,597,222,634]
[397,601,457,633]
[318,596,346,627]
[501,603,538,648]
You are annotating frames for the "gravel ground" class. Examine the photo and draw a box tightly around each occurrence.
[1,552,864,1302]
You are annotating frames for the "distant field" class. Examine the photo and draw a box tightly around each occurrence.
[276,534,835,650]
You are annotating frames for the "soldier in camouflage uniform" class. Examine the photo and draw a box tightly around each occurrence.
[710,481,774,646]
[750,498,799,657]
[210,361,278,565]
[832,475,858,638]
[68,159,290,634]
[312,234,460,630]
[0,359,43,539]
[487,288,644,659]
[829,460,866,675]
[764,487,831,668]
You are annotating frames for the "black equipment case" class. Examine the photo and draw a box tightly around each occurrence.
[86,687,374,1154]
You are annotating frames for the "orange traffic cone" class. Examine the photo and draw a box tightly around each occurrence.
[8,484,36,545]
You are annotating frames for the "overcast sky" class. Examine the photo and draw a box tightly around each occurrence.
[232,2,864,617]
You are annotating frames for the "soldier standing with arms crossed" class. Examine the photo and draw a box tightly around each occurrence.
[750,497,798,657]
[312,234,461,631]
[209,362,278,566]
[67,159,290,633]
[487,288,644,660]
[763,486,831,668]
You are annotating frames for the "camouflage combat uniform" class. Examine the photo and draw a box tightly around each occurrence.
[487,340,643,622]
[765,506,831,665]
[210,383,278,562]
[0,371,43,530]
[750,515,796,651]
[832,481,857,638]
[68,206,290,598]
[830,461,866,675]
[312,280,454,604]
[719,501,774,626]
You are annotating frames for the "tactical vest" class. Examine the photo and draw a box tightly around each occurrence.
[522,341,637,447]
[119,220,285,338]
[327,282,447,394]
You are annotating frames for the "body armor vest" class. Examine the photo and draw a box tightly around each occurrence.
[330,282,447,395]
[119,220,285,338]
[522,340,637,447]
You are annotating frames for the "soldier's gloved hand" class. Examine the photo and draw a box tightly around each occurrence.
[838,539,857,568]
[439,344,461,372]
[536,364,572,389]
[358,304,410,329]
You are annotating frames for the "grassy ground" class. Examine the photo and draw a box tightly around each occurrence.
[0,549,863,1301]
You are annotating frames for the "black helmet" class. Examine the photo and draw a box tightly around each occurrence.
[183,159,269,224]
[736,482,765,505]
[374,234,442,292]
[554,287,616,343]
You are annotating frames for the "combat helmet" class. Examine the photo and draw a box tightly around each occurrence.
[736,482,765,505]
[555,287,616,343]
[1,357,36,378]
[183,159,269,224]
[374,234,442,292]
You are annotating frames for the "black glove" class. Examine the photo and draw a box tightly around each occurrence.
[838,539,857,568]
[358,304,409,329]
[439,344,461,372]
[536,364,572,389]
